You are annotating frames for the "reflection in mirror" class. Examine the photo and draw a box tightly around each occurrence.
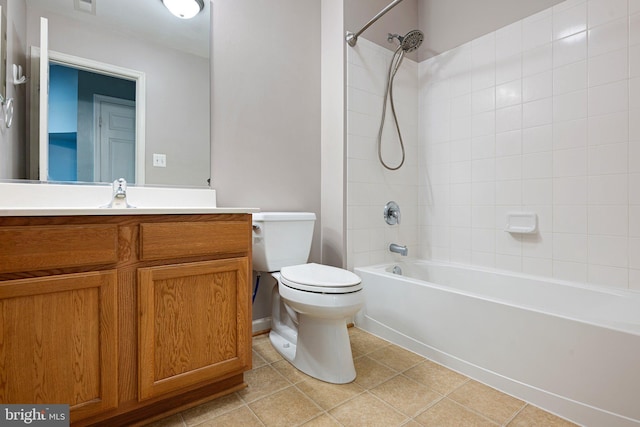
[0,6,6,103]
[30,45,146,184]
[49,63,136,183]
[14,0,210,187]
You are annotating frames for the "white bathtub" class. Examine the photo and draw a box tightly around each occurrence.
[354,260,640,427]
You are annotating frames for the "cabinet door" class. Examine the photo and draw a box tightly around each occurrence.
[0,271,118,422]
[138,258,251,401]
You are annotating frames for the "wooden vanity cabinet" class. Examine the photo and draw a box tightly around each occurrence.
[0,214,252,426]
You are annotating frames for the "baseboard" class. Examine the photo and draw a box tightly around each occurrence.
[252,318,353,336]
[252,317,271,335]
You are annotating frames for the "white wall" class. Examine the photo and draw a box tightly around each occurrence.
[344,0,418,60]
[321,0,347,268]
[210,0,322,322]
[418,0,564,60]
[419,0,640,291]
[0,0,27,180]
[343,0,564,62]
[210,0,321,231]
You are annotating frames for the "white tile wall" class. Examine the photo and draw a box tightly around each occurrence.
[417,0,640,291]
[346,0,640,292]
[346,39,419,270]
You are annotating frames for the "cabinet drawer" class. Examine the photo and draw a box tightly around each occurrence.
[0,225,118,273]
[140,221,249,261]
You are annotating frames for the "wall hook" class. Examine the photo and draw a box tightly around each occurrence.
[12,64,27,85]
[0,93,14,128]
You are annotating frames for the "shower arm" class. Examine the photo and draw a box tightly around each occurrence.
[345,0,405,47]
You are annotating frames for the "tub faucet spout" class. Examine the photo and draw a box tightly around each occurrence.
[389,243,408,256]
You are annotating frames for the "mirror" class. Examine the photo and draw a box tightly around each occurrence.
[12,0,211,187]
[0,6,6,104]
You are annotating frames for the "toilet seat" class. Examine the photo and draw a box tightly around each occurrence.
[280,263,362,294]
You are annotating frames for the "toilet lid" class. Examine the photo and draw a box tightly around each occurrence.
[280,263,362,294]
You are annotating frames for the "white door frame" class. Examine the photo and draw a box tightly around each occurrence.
[30,47,146,184]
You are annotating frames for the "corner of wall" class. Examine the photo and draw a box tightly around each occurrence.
[320,0,347,268]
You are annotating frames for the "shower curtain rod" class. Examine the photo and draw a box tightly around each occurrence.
[345,0,405,47]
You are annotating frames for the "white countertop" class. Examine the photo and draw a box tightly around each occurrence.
[0,181,259,216]
[0,207,259,217]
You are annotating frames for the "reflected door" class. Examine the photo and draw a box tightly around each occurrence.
[95,96,136,183]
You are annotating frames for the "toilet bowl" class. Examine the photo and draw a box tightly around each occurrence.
[252,212,363,384]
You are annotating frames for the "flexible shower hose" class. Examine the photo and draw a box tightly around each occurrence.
[377,45,407,171]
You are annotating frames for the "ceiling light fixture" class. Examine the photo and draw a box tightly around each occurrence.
[162,0,204,19]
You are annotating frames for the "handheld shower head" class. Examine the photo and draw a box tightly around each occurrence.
[388,30,424,53]
[398,29,424,53]
[378,29,423,170]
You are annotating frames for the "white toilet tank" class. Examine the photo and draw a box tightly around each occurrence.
[252,212,316,272]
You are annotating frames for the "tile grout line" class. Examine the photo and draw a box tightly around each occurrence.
[503,403,530,426]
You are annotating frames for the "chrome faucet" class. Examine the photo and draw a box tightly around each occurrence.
[389,243,408,256]
[384,201,401,225]
[114,178,127,198]
[102,178,135,208]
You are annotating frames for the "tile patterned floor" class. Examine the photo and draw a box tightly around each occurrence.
[146,328,578,427]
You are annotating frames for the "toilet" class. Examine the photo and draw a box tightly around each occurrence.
[252,212,363,384]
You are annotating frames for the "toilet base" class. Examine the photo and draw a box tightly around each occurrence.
[269,314,356,384]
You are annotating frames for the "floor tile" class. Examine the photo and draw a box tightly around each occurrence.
[414,398,499,427]
[300,413,342,426]
[196,406,263,427]
[353,355,398,389]
[403,359,469,395]
[297,376,364,410]
[249,386,322,426]
[370,375,442,417]
[329,392,409,426]
[252,349,268,369]
[448,380,525,424]
[508,404,579,426]
[238,365,290,403]
[349,327,391,355]
[271,358,313,384]
[252,334,284,363]
[368,344,426,371]
[181,392,244,426]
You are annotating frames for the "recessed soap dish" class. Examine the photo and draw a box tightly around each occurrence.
[505,212,537,234]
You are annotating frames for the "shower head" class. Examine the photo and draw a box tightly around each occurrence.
[399,29,424,52]
[388,30,424,53]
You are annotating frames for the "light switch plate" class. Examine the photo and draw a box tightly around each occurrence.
[153,153,166,168]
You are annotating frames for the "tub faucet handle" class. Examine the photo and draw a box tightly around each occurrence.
[384,201,401,225]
